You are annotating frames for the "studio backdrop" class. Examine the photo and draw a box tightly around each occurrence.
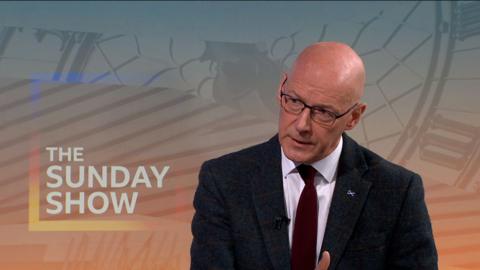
[0,1,479,269]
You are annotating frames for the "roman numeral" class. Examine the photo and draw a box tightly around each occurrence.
[419,114,479,171]
[455,1,480,41]
[0,26,18,62]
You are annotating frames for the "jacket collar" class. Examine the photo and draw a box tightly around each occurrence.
[251,135,291,270]
[320,134,371,269]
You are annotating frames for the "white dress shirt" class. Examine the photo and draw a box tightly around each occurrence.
[281,136,343,262]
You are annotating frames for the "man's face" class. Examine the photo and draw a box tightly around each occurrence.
[278,74,359,164]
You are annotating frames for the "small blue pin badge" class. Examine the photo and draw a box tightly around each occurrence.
[347,190,356,197]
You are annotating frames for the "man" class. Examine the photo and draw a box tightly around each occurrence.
[191,42,438,270]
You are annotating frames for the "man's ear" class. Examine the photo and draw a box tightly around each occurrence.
[345,103,367,130]
[277,73,288,105]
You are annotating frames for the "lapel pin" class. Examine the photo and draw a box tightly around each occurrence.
[347,190,356,197]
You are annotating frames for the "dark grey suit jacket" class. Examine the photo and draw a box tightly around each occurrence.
[191,134,438,269]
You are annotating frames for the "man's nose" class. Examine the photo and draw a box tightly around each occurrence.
[295,108,312,132]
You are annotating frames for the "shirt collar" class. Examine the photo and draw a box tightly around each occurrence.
[281,136,343,183]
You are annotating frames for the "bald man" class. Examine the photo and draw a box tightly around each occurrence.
[191,42,438,270]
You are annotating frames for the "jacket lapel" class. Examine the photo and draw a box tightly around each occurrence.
[321,134,371,269]
[251,136,291,270]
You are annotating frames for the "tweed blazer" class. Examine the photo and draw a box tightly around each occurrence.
[191,134,438,269]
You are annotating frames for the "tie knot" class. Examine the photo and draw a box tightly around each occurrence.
[297,164,316,185]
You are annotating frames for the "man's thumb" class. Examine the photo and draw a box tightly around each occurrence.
[316,251,330,270]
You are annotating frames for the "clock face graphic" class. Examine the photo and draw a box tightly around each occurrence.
[405,1,480,193]
[324,1,480,193]
[0,1,479,269]
[175,1,480,193]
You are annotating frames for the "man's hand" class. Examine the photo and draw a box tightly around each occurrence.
[315,251,330,270]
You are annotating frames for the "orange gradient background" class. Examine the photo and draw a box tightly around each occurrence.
[0,1,479,269]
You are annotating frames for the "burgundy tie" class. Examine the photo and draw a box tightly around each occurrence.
[291,164,318,270]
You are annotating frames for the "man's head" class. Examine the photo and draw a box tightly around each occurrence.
[278,41,367,164]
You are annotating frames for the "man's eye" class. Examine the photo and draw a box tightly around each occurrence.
[313,108,329,115]
[289,98,302,104]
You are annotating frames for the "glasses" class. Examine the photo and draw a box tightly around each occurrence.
[280,90,358,126]
[280,92,358,126]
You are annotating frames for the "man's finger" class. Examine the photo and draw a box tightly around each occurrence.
[315,251,330,270]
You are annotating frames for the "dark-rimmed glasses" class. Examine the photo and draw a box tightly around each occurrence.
[280,90,358,127]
